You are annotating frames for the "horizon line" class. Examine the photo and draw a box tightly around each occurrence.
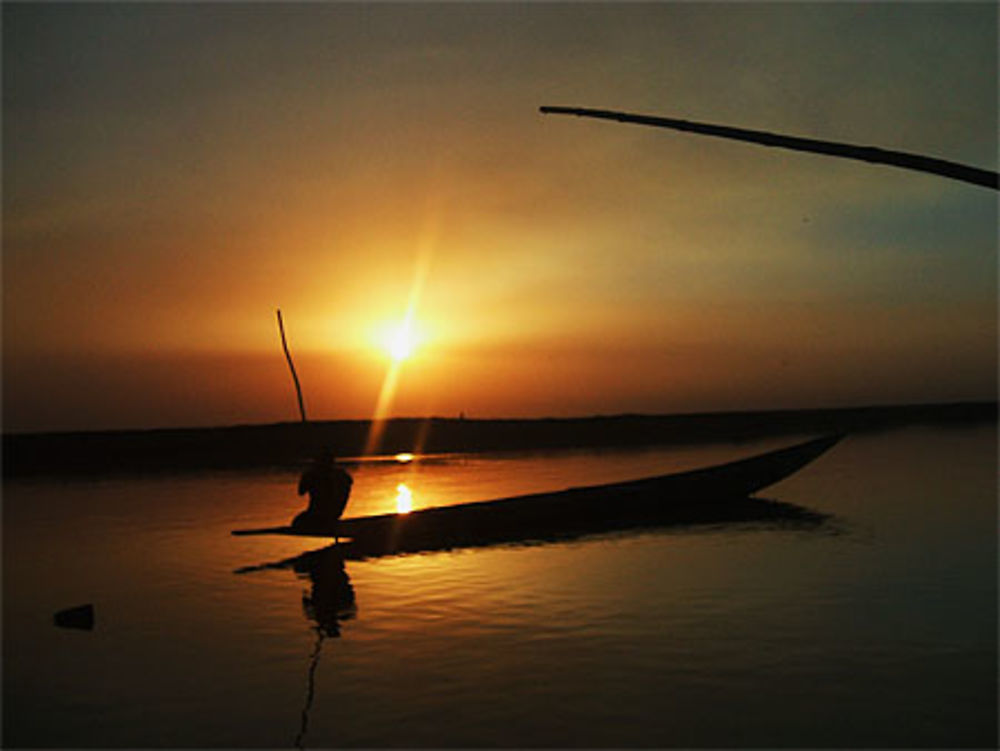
[4,398,996,438]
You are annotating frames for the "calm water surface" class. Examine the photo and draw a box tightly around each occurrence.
[3,426,997,748]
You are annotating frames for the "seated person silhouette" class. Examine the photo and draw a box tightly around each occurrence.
[292,448,353,535]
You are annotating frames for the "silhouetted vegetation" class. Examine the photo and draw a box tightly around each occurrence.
[3,401,995,478]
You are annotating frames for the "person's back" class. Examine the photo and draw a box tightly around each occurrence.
[294,450,352,530]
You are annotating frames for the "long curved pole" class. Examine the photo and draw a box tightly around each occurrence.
[277,308,308,423]
[540,106,998,190]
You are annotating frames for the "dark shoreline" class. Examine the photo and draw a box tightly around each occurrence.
[3,401,995,478]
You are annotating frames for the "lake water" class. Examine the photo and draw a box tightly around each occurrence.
[3,425,996,748]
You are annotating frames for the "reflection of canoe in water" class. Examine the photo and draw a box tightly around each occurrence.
[232,434,841,556]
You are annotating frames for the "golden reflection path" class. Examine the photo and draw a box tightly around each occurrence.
[395,483,413,514]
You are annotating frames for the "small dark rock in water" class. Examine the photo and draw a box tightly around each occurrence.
[54,604,94,630]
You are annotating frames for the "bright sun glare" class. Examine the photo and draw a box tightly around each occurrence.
[396,483,413,514]
[383,321,418,362]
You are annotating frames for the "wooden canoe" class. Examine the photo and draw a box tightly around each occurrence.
[232,434,840,555]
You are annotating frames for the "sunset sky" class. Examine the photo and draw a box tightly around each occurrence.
[4,2,997,433]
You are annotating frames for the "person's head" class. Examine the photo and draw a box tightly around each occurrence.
[315,447,335,465]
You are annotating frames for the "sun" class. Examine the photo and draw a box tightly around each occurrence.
[382,320,419,362]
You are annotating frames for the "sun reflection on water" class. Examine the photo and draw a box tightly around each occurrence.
[395,483,413,514]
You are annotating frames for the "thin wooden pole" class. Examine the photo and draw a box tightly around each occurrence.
[276,309,308,423]
[540,106,999,190]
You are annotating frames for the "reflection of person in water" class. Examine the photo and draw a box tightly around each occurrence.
[233,542,357,748]
[294,545,357,637]
[290,544,356,750]
[293,448,353,533]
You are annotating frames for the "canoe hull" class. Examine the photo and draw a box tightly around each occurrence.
[233,434,841,554]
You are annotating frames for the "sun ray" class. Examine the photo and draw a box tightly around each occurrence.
[363,207,437,457]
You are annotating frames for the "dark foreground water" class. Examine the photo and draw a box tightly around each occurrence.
[3,426,997,748]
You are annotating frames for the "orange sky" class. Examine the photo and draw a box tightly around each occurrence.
[4,3,997,432]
